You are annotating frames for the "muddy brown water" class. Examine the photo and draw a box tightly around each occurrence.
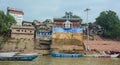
[0,56,120,65]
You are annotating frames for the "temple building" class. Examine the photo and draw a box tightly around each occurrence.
[11,25,34,40]
[36,25,52,39]
[53,18,82,33]
[34,19,53,51]
[35,19,53,39]
[7,7,24,26]
[51,14,84,53]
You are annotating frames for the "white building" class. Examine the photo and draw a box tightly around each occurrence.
[7,7,24,26]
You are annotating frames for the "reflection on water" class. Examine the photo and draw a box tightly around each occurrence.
[0,56,120,65]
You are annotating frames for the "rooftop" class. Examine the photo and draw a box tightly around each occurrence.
[7,7,24,15]
[12,25,34,29]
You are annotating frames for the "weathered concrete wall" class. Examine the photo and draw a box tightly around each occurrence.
[11,34,34,40]
[51,33,84,52]
[1,39,34,52]
[52,33,83,45]
[51,45,83,51]
[11,26,34,40]
[0,39,49,55]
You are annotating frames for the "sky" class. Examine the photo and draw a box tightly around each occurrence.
[0,0,120,23]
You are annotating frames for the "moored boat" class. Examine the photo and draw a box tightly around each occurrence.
[50,52,83,57]
[0,55,38,61]
[84,54,119,58]
[98,54,119,58]
[110,54,119,58]
[17,52,42,56]
[0,52,18,57]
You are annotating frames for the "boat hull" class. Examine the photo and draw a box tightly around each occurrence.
[84,54,119,58]
[0,55,38,61]
[18,53,42,56]
[0,52,18,57]
[50,52,83,57]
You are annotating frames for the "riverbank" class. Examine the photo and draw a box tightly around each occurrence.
[0,36,49,55]
[83,35,120,54]
[0,35,120,55]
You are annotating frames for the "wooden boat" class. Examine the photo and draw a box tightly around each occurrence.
[50,52,83,57]
[109,50,120,58]
[84,54,119,58]
[18,53,42,56]
[98,54,119,58]
[0,55,38,61]
[0,52,18,57]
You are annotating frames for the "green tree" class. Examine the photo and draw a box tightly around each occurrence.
[6,14,16,28]
[62,12,81,18]
[95,10,120,39]
[0,11,7,33]
[0,10,16,34]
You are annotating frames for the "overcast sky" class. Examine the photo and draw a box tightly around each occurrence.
[0,0,120,23]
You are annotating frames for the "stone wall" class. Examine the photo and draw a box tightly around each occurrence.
[11,26,34,40]
[11,34,34,40]
[51,33,84,52]
[52,33,83,45]
[0,38,50,55]
[1,39,34,52]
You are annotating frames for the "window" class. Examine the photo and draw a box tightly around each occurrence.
[16,30,20,32]
[30,31,32,33]
[25,30,26,32]
[64,20,71,28]
[41,32,43,35]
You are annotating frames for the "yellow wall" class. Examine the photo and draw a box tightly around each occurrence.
[52,33,83,45]
[51,33,83,51]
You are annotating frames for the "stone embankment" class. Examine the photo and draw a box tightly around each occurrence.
[83,35,120,54]
[0,38,49,55]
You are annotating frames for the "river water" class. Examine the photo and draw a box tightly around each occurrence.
[0,56,120,65]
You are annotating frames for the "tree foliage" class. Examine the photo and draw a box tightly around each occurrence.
[62,12,81,18]
[95,10,120,39]
[0,10,16,34]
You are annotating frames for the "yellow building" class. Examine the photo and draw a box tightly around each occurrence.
[11,25,35,40]
[51,17,83,53]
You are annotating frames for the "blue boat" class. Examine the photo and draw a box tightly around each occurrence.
[0,55,38,61]
[50,52,83,57]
